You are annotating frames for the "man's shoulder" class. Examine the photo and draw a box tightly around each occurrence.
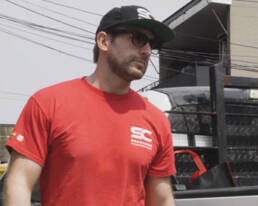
[33,77,84,99]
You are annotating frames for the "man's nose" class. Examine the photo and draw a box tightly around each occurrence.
[140,42,152,57]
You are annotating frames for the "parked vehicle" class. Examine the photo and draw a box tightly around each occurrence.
[139,72,258,205]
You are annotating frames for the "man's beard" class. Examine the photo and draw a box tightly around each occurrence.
[106,51,148,82]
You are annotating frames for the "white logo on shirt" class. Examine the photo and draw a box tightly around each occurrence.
[130,126,152,150]
[17,134,24,142]
[137,8,153,19]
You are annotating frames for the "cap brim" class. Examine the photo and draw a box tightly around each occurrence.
[108,19,175,45]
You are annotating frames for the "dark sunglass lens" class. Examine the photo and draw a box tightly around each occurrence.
[132,32,148,47]
[132,32,159,51]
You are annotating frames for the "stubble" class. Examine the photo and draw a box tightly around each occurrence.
[106,51,148,82]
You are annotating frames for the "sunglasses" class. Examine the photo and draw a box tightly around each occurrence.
[106,29,160,52]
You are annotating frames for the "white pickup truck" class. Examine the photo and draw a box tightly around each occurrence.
[140,86,258,205]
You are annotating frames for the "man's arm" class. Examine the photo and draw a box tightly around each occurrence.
[145,176,176,206]
[3,151,42,206]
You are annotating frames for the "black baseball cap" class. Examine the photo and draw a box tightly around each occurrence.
[96,5,174,45]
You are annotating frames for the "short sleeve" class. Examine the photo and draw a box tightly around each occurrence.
[148,120,176,177]
[6,96,49,166]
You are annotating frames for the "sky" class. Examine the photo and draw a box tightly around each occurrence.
[0,0,190,124]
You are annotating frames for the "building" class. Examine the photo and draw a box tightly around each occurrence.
[154,0,258,88]
[230,0,258,77]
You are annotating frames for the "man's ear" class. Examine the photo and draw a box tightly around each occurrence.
[96,31,110,52]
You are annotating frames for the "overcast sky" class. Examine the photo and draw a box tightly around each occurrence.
[0,0,190,124]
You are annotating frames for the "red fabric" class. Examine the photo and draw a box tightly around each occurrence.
[6,77,176,206]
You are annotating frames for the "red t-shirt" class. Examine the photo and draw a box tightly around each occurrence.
[6,77,176,206]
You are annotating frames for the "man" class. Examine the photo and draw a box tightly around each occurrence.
[4,5,176,206]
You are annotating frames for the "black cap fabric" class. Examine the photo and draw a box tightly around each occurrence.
[96,5,174,45]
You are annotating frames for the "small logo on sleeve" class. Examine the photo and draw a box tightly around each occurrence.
[16,134,24,142]
[10,132,16,137]
[130,126,152,150]
[10,132,24,142]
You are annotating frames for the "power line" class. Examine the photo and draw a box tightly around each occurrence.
[2,9,258,64]
[3,1,258,80]
[142,77,158,82]
[5,0,95,34]
[0,97,27,102]
[231,64,258,73]
[40,0,103,17]
[19,0,98,27]
[231,58,258,67]
[159,52,217,65]
[232,42,258,50]
[0,14,95,43]
[0,22,93,50]
[144,74,158,81]
[234,0,258,3]
[0,26,94,63]
[161,48,258,59]
[232,5,258,9]
[160,45,258,65]
[150,58,159,74]
[175,31,219,42]
[0,90,30,97]
[0,27,164,80]
[232,63,258,70]
[159,65,197,77]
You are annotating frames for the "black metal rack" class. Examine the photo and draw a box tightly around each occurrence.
[209,63,258,186]
[166,63,258,189]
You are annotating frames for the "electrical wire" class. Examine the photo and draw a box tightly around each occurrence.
[232,5,258,9]
[0,13,95,39]
[137,71,186,92]
[232,42,258,50]
[142,77,158,82]
[40,0,103,17]
[5,0,95,34]
[159,52,218,65]
[0,14,95,43]
[234,0,258,3]
[2,4,258,71]
[3,1,258,87]
[0,2,198,94]
[144,74,158,80]
[231,58,258,67]
[159,47,258,68]
[0,22,93,50]
[175,31,219,43]
[150,58,159,74]
[159,48,258,75]
[160,48,219,60]
[0,27,158,82]
[231,64,258,73]
[0,20,160,82]
[0,97,28,101]
[0,90,30,97]
[159,65,197,77]
[232,63,258,69]
[159,49,231,58]
[19,0,98,27]
[0,26,94,63]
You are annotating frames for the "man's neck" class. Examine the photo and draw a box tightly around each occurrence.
[86,69,130,95]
